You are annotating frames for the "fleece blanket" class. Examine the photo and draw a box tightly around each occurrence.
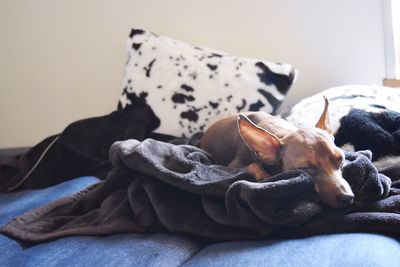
[1,138,398,243]
[335,109,400,160]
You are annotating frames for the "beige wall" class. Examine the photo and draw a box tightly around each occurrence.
[0,0,386,147]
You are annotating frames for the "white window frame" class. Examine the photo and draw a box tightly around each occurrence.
[383,0,400,86]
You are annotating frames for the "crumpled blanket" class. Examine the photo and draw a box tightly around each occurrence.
[1,138,397,243]
[335,109,400,160]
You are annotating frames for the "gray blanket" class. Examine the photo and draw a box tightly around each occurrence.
[1,138,398,243]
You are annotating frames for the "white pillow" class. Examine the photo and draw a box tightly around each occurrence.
[285,85,400,134]
[118,28,297,137]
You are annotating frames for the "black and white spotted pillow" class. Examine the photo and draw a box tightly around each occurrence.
[118,28,297,137]
[284,85,400,134]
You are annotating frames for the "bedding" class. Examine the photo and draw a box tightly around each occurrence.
[0,147,29,164]
[118,28,297,137]
[0,136,397,243]
[284,84,400,133]
[284,84,400,162]
[0,105,172,192]
[2,176,399,267]
[1,84,400,266]
[335,109,400,161]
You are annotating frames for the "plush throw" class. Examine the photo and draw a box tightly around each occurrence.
[118,28,297,137]
[335,109,400,161]
[2,139,398,243]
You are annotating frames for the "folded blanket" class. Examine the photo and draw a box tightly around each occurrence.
[1,139,397,243]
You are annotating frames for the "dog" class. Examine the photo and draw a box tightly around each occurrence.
[200,97,354,208]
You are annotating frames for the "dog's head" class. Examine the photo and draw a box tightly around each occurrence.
[237,97,354,208]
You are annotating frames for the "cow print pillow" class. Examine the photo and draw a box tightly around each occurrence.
[118,28,297,137]
[283,85,400,134]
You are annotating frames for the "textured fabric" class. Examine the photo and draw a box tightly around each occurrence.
[0,105,174,192]
[0,147,29,164]
[284,85,400,134]
[0,176,100,227]
[118,28,297,137]
[1,176,399,267]
[183,233,400,267]
[335,109,400,161]
[1,139,397,243]
[0,234,203,267]
[0,176,203,267]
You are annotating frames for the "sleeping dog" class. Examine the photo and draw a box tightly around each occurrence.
[200,97,354,208]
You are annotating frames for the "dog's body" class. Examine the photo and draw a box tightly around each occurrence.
[200,98,354,208]
[201,112,296,169]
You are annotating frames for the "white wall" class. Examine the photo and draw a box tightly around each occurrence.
[0,0,386,147]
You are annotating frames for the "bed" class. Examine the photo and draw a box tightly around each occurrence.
[1,28,400,266]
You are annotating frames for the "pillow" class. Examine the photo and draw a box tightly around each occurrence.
[118,28,297,137]
[283,85,400,134]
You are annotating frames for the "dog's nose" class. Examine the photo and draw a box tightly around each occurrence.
[336,193,354,206]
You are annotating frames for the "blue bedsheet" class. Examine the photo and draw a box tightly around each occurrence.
[1,176,399,267]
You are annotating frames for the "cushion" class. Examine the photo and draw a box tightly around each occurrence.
[183,233,400,267]
[118,28,297,137]
[1,176,400,266]
[0,147,30,164]
[284,85,400,134]
[0,177,203,266]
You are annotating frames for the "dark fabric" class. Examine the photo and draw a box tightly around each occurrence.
[2,177,400,267]
[1,138,397,243]
[335,109,400,160]
[0,105,174,192]
[0,147,30,164]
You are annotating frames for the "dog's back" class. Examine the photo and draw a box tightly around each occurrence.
[199,98,355,208]
[200,112,296,167]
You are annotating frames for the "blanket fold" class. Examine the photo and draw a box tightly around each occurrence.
[1,139,399,243]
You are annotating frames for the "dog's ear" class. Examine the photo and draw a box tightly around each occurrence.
[315,96,333,135]
[238,114,283,162]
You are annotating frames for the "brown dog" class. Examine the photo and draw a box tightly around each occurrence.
[200,97,354,208]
